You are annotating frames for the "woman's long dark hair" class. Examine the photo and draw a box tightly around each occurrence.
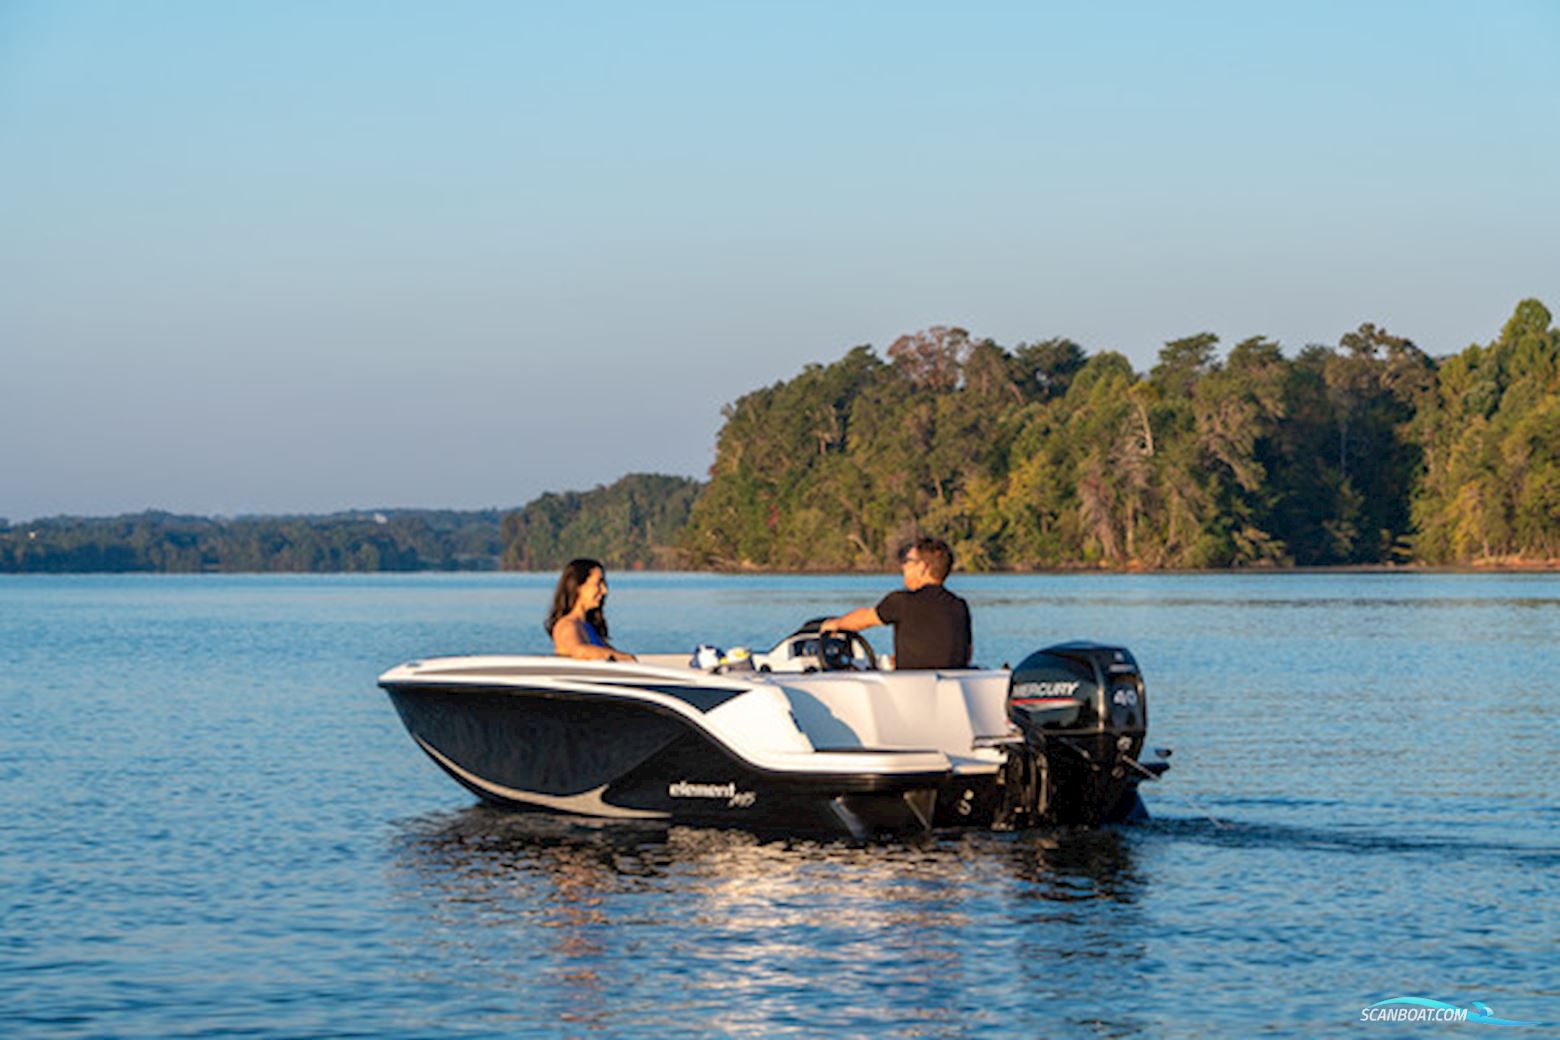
[545,558,609,639]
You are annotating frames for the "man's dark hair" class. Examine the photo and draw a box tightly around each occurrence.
[899,536,954,581]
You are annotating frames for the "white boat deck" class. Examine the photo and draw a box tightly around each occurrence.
[383,654,1018,778]
[638,653,1014,773]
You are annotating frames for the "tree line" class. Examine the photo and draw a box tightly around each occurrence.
[0,510,508,573]
[499,473,702,570]
[679,299,1558,569]
[0,477,702,574]
[5,299,1554,573]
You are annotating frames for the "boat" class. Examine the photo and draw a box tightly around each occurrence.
[379,621,1170,839]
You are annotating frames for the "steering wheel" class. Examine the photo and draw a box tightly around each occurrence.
[818,630,878,671]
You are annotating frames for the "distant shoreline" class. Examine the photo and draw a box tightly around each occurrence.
[4,562,1555,577]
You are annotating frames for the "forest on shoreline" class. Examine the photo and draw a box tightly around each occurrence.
[5,299,1556,574]
[0,509,508,573]
[682,300,1559,571]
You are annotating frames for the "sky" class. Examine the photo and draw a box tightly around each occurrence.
[2,0,1557,521]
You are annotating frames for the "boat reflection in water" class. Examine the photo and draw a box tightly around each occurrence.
[388,809,1154,1037]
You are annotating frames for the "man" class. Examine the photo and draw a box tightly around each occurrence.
[821,536,972,670]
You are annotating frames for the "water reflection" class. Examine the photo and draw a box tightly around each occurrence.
[388,809,1152,1037]
[998,827,1144,902]
[392,809,1147,906]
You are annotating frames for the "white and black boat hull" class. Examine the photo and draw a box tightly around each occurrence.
[380,644,1166,839]
[383,677,945,838]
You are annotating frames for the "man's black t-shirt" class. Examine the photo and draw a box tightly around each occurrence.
[875,584,972,670]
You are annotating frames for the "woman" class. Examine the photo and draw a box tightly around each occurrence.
[546,558,636,662]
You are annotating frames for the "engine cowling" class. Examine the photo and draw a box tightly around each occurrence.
[1003,642,1147,825]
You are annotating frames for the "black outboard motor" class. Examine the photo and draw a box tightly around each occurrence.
[999,642,1148,826]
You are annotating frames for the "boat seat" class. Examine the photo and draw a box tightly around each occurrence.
[775,671,1012,759]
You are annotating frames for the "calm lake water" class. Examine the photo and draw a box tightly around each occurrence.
[2,572,1556,1038]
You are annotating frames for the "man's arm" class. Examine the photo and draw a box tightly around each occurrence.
[821,607,881,633]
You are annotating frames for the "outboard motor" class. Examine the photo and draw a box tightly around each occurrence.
[999,642,1148,826]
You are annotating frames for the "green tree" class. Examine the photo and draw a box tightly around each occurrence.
[1413,300,1560,562]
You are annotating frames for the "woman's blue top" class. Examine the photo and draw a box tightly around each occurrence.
[582,619,607,647]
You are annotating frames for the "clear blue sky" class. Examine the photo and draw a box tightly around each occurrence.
[2,0,1556,520]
